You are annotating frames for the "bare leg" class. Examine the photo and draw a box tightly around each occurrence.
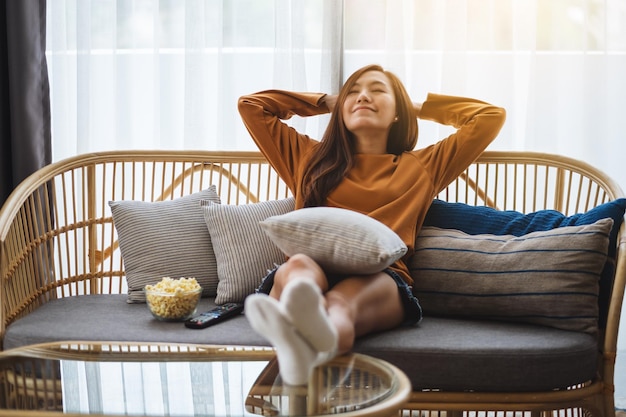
[270,254,405,354]
[269,253,329,298]
[245,254,337,385]
[245,254,405,384]
[325,273,405,353]
[273,255,337,351]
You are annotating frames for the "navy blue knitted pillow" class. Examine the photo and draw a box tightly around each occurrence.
[424,198,626,254]
[421,198,626,328]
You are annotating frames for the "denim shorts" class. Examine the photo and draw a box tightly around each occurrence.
[256,266,423,326]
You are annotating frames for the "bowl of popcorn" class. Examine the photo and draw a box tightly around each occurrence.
[145,277,202,321]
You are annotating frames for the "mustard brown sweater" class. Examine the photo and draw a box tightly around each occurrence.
[238,91,506,286]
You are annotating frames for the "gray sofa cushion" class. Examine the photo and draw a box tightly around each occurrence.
[356,317,597,392]
[4,295,597,392]
[3,295,268,349]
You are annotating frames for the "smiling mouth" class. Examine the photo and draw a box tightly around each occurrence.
[354,106,375,112]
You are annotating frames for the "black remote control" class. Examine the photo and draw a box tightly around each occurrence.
[184,303,244,329]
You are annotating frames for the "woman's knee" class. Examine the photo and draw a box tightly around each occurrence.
[273,254,327,293]
[280,253,319,271]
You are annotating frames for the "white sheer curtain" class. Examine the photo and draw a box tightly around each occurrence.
[46,0,626,190]
[46,0,626,408]
[46,0,340,161]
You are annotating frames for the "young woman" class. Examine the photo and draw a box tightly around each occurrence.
[238,64,506,385]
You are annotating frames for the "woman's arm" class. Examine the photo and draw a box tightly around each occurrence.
[238,90,329,190]
[413,101,423,118]
[321,94,337,113]
[416,93,506,192]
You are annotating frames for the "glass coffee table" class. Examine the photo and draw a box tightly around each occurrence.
[0,341,411,417]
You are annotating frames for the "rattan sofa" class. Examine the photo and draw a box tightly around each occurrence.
[1,150,625,417]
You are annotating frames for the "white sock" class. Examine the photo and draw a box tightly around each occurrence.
[281,279,338,352]
[315,349,338,366]
[245,293,317,385]
[244,293,337,386]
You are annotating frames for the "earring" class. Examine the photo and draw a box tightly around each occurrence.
[394,116,399,122]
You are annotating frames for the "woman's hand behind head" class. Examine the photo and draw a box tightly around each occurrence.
[322,94,338,112]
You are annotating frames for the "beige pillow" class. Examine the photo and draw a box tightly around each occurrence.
[260,207,407,275]
[109,186,221,303]
[201,198,295,304]
[409,218,613,335]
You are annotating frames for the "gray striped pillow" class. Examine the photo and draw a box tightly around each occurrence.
[109,186,221,303]
[259,207,408,275]
[201,198,295,304]
[409,218,613,334]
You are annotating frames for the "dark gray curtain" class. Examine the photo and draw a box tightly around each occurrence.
[0,0,51,209]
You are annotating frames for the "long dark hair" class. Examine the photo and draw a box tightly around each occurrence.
[300,64,418,207]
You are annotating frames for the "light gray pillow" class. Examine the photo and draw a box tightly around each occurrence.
[109,186,221,303]
[409,218,613,335]
[201,198,295,304]
[260,207,408,275]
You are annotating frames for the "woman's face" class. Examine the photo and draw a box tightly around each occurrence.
[341,70,397,138]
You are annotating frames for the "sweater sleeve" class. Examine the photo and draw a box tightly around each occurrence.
[238,90,329,191]
[416,93,506,193]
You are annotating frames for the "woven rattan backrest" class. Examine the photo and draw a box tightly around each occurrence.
[1,150,624,337]
[437,151,623,213]
[0,151,288,327]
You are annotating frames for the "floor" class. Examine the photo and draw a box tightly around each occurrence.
[617,411,626,417]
